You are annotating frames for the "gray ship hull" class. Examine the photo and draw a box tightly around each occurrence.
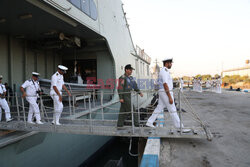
[0,132,111,167]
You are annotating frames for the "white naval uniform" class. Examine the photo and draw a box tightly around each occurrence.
[0,84,11,121]
[198,80,202,93]
[21,79,42,122]
[147,67,183,128]
[179,79,184,92]
[193,79,197,91]
[50,71,64,124]
[216,79,222,93]
[206,80,211,89]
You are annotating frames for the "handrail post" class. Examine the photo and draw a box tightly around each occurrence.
[178,89,182,134]
[137,93,140,126]
[101,91,104,120]
[40,95,45,121]
[68,95,72,116]
[93,89,95,107]
[72,95,75,115]
[21,97,27,127]
[15,93,20,121]
[88,92,93,132]
[84,92,86,109]
[131,91,135,134]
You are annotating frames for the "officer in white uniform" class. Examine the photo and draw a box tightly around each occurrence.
[179,78,184,92]
[50,65,71,125]
[21,72,43,124]
[146,58,190,132]
[198,78,203,93]
[216,77,222,93]
[0,75,13,122]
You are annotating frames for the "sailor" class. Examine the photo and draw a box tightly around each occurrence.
[198,77,203,93]
[206,78,211,89]
[216,76,222,93]
[117,64,143,128]
[50,65,71,125]
[0,75,13,122]
[179,78,184,92]
[21,72,43,124]
[146,58,190,132]
[193,77,196,91]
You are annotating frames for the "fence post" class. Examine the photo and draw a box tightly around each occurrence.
[137,93,140,126]
[131,91,135,134]
[15,93,20,121]
[178,89,182,134]
[88,92,92,132]
[101,91,104,120]
[21,97,27,127]
[73,95,75,115]
[68,95,72,116]
[84,92,86,109]
[40,96,45,121]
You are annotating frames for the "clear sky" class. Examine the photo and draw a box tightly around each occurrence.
[122,0,250,77]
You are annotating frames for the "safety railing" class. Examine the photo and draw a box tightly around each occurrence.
[2,88,207,132]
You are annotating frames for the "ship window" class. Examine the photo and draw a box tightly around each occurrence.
[90,0,98,20]
[81,0,90,16]
[69,0,81,9]
[68,0,98,20]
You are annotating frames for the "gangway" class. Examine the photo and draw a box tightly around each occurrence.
[0,90,213,140]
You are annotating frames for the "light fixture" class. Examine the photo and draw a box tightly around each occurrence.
[19,14,32,20]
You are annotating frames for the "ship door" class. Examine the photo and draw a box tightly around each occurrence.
[62,59,97,84]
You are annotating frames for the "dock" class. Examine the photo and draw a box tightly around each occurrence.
[140,90,250,167]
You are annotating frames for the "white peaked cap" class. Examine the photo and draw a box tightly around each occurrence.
[32,72,40,76]
[58,65,68,70]
[162,57,173,62]
[0,75,2,78]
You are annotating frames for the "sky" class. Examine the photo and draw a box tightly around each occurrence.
[122,0,250,77]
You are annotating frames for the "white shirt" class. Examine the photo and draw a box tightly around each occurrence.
[50,71,64,95]
[21,79,40,97]
[159,67,173,91]
[0,84,6,94]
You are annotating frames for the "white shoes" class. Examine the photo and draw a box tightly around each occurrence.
[52,121,61,125]
[27,121,35,124]
[36,121,44,125]
[146,122,155,128]
[6,118,13,122]
[177,128,191,133]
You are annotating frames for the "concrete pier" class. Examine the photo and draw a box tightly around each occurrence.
[159,90,250,167]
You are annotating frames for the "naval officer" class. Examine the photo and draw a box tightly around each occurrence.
[179,77,184,92]
[117,64,143,128]
[50,65,71,125]
[0,75,13,122]
[146,57,190,132]
[21,72,43,124]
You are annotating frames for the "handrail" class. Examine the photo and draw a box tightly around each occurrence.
[47,0,72,12]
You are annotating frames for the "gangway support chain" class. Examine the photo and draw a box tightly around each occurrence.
[0,89,213,140]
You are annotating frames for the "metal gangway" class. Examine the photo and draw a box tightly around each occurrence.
[0,89,213,141]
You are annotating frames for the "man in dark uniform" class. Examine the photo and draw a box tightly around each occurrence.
[117,64,143,128]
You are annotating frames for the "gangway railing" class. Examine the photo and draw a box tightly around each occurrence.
[0,89,212,140]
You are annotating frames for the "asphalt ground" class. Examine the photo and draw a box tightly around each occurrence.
[160,90,250,167]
